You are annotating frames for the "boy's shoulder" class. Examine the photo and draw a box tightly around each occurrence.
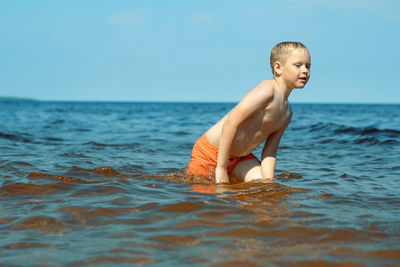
[254,80,275,94]
[236,80,276,112]
[257,79,273,87]
[247,80,276,102]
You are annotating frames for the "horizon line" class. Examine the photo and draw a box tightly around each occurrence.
[0,96,399,105]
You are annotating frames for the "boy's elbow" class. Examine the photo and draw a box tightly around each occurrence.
[262,144,278,158]
[262,151,277,158]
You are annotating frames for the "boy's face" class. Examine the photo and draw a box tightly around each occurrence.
[280,48,311,89]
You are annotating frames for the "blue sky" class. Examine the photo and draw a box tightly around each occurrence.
[1,0,399,103]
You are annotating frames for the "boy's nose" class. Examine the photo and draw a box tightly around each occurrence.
[302,67,309,73]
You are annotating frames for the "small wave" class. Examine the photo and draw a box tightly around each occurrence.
[306,123,400,146]
[9,161,34,167]
[0,182,69,196]
[75,128,91,132]
[333,125,357,134]
[28,166,122,183]
[309,122,400,136]
[52,119,65,124]
[361,127,400,136]
[44,137,64,142]
[173,131,190,136]
[0,131,70,145]
[355,137,380,145]
[308,122,331,132]
[83,141,107,147]
[382,139,400,145]
[45,108,66,113]
[0,131,37,144]
[83,141,141,148]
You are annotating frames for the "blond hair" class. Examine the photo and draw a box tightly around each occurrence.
[270,42,309,74]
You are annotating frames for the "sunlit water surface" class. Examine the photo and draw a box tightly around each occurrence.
[0,101,399,266]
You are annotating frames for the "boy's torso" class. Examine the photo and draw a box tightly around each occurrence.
[205,84,292,157]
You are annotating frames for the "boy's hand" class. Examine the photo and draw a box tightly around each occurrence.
[215,167,229,183]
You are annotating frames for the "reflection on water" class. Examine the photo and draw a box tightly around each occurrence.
[1,167,399,266]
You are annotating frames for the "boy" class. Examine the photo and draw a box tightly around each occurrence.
[187,42,311,183]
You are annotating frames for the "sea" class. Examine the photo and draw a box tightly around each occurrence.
[0,101,399,266]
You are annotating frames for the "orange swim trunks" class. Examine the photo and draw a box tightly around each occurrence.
[187,134,256,179]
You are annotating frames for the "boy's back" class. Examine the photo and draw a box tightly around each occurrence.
[205,80,292,157]
[187,42,311,183]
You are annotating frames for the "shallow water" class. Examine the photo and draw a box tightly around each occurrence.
[0,101,399,266]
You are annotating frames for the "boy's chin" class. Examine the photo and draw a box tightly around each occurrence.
[294,84,306,89]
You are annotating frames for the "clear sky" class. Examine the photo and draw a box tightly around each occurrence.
[1,0,399,103]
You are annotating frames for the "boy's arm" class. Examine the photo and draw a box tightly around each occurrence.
[261,113,292,179]
[216,81,274,183]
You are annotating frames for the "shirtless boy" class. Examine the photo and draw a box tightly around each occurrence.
[187,42,311,183]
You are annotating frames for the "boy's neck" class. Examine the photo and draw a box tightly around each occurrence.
[272,77,293,102]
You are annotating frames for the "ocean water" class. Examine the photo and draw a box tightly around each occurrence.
[0,101,399,266]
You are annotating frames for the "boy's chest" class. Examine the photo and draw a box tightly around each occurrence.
[260,104,291,130]
[239,105,290,135]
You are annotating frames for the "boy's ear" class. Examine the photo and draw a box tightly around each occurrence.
[274,61,282,76]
